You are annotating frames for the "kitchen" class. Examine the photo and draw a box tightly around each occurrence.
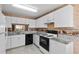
[0,4,79,54]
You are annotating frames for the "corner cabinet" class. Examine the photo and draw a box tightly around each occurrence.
[36,18,47,28]
[49,39,73,54]
[27,19,36,28]
[54,5,74,27]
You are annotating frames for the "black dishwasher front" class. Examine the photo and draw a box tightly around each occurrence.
[25,34,33,45]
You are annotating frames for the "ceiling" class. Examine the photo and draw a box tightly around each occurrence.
[2,4,64,19]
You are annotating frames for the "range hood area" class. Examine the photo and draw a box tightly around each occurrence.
[47,23,54,30]
[45,22,54,24]
[45,18,54,24]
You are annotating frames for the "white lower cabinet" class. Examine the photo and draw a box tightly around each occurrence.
[11,35,25,48]
[49,39,73,54]
[6,35,25,49]
[6,36,11,49]
[33,34,39,47]
[0,34,6,54]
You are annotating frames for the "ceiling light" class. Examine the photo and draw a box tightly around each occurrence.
[12,4,38,12]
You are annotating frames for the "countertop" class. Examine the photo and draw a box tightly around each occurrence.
[39,33,79,44]
[6,31,78,44]
[39,34,70,44]
[51,38,70,44]
[5,31,37,36]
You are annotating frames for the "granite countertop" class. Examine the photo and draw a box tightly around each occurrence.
[39,33,74,44]
[6,31,75,44]
[50,37,71,44]
[6,31,38,36]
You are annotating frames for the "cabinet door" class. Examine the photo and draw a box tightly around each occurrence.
[33,34,39,47]
[0,11,5,25]
[11,36,18,48]
[49,39,73,54]
[11,35,25,48]
[17,35,25,46]
[5,16,12,28]
[36,19,47,28]
[50,39,66,54]
[36,11,55,28]
[28,20,35,28]
[0,34,6,54]
[36,19,40,28]
[33,34,36,44]
[6,36,11,49]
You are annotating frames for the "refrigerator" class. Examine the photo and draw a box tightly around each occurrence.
[0,8,6,54]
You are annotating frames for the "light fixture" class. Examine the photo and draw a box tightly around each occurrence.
[12,4,38,12]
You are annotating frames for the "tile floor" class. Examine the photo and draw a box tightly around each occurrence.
[6,44,42,54]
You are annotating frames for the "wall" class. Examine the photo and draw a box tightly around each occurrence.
[72,4,79,28]
[0,5,2,8]
[74,40,79,54]
[71,5,79,54]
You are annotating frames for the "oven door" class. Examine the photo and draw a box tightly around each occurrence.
[40,36,49,51]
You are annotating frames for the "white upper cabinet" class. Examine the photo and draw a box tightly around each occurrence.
[5,16,36,28]
[36,8,55,28]
[36,16,48,28]
[36,19,47,28]
[5,5,74,28]
[0,9,5,33]
[5,16,12,28]
[45,11,55,23]
[27,19,36,28]
[11,17,28,24]
[0,9,5,26]
[36,5,74,28]
[54,5,74,27]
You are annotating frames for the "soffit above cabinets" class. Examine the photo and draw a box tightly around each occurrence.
[2,4,64,19]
